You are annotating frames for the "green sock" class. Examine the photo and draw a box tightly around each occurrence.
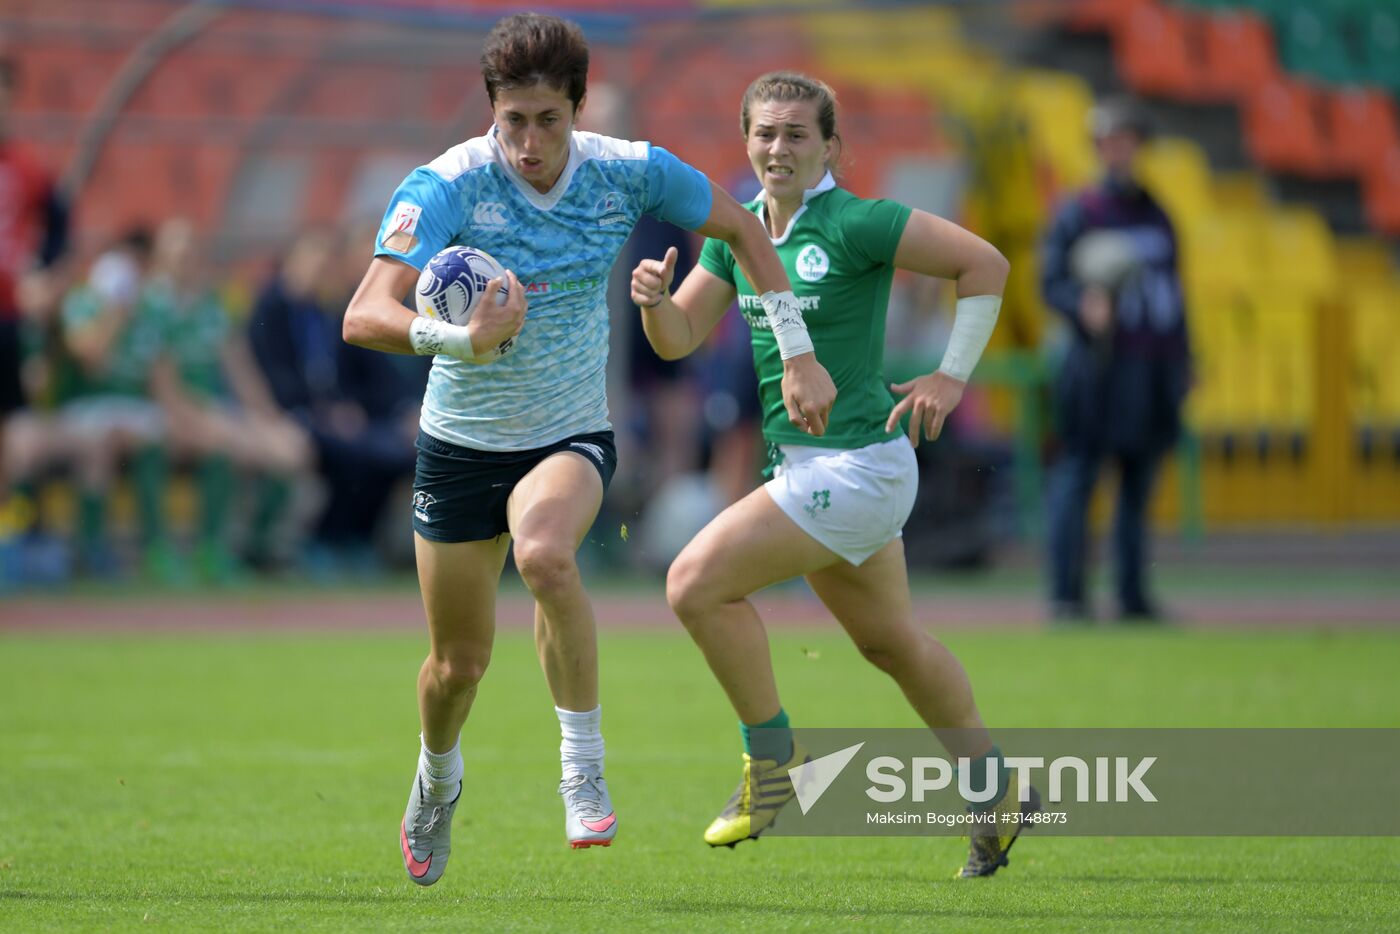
[741,708,792,763]
[76,490,106,563]
[132,446,168,548]
[248,475,290,559]
[962,745,1010,812]
[197,457,233,548]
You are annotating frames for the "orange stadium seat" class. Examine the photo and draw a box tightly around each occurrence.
[1064,0,1154,35]
[1241,78,1332,178]
[1115,1,1205,101]
[1198,10,1278,103]
[1324,89,1400,179]
[1362,149,1400,237]
[15,46,130,116]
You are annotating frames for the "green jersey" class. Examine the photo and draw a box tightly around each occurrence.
[60,285,167,398]
[143,281,229,399]
[698,176,911,453]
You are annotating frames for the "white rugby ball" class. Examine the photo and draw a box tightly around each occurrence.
[414,245,515,361]
[1069,229,1142,290]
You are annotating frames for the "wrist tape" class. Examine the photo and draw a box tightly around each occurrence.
[408,315,473,360]
[759,290,815,360]
[937,294,1001,382]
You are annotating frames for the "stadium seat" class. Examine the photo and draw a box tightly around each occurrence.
[1241,78,1332,177]
[1362,8,1400,95]
[1257,206,1338,299]
[1323,89,1400,179]
[1273,5,1355,86]
[1362,149,1400,237]
[1115,1,1206,100]
[1335,236,1399,288]
[1198,10,1279,102]
[1250,289,1318,431]
[1349,282,1400,426]
[1135,136,1213,227]
[16,45,129,115]
[1063,0,1154,35]
[1011,70,1099,191]
[1178,207,1261,296]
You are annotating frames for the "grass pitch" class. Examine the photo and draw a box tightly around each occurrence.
[2,626,1398,931]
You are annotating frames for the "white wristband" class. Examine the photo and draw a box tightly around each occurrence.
[408,315,474,360]
[759,290,815,360]
[937,294,1001,382]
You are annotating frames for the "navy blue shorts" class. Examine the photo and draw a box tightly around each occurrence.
[412,429,617,543]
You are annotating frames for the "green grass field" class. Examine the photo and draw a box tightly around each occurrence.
[3,627,1398,931]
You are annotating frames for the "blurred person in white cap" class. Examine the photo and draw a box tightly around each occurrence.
[1039,95,1191,624]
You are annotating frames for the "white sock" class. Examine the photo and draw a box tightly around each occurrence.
[556,705,604,779]
[418,734,462,802]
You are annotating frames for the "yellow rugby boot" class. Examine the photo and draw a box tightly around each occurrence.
[703,743,811,847]
[955,776,1043,878]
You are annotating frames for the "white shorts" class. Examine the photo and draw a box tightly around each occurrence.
[764,437,919,566]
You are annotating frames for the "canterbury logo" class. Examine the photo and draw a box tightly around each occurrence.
[413,490,437,522]
[472,201,509,227]
[570,442,606,465]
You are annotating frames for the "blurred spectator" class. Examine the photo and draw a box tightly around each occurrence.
[16,229,173,578]
[1040,96,1191,624]
[248,228,421,572]
[0,54,70,580]
[144,219,314,580]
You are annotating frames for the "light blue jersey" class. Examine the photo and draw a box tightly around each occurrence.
[374,128,712,451]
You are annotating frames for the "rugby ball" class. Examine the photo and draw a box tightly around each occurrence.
[1069,230,1141,290]
[414,245,515,361]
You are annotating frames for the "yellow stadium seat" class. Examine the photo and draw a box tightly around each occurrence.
[1250,289,1317,430]
[1011,70,1099,190]
[1179,208,1262,297]
[1221,300,1260,430]
[1135,136,1212,228]
[1183,285,1230,431]
[1335,236,1398,288]
[1258,207,1337,298]
[1211,172,1270,215]
[1350,282,1400,425]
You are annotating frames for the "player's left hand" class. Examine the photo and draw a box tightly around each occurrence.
[780,353,837,436]
[886,371,965,447]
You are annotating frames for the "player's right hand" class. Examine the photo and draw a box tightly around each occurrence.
[631,246,678,309]
[467,270,527,359]
[780,353,837,437]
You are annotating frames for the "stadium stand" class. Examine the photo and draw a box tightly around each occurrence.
[2,0,1397,571]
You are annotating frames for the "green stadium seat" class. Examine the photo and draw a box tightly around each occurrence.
[1274,6,1356,86]
[1363,9,1400,94]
